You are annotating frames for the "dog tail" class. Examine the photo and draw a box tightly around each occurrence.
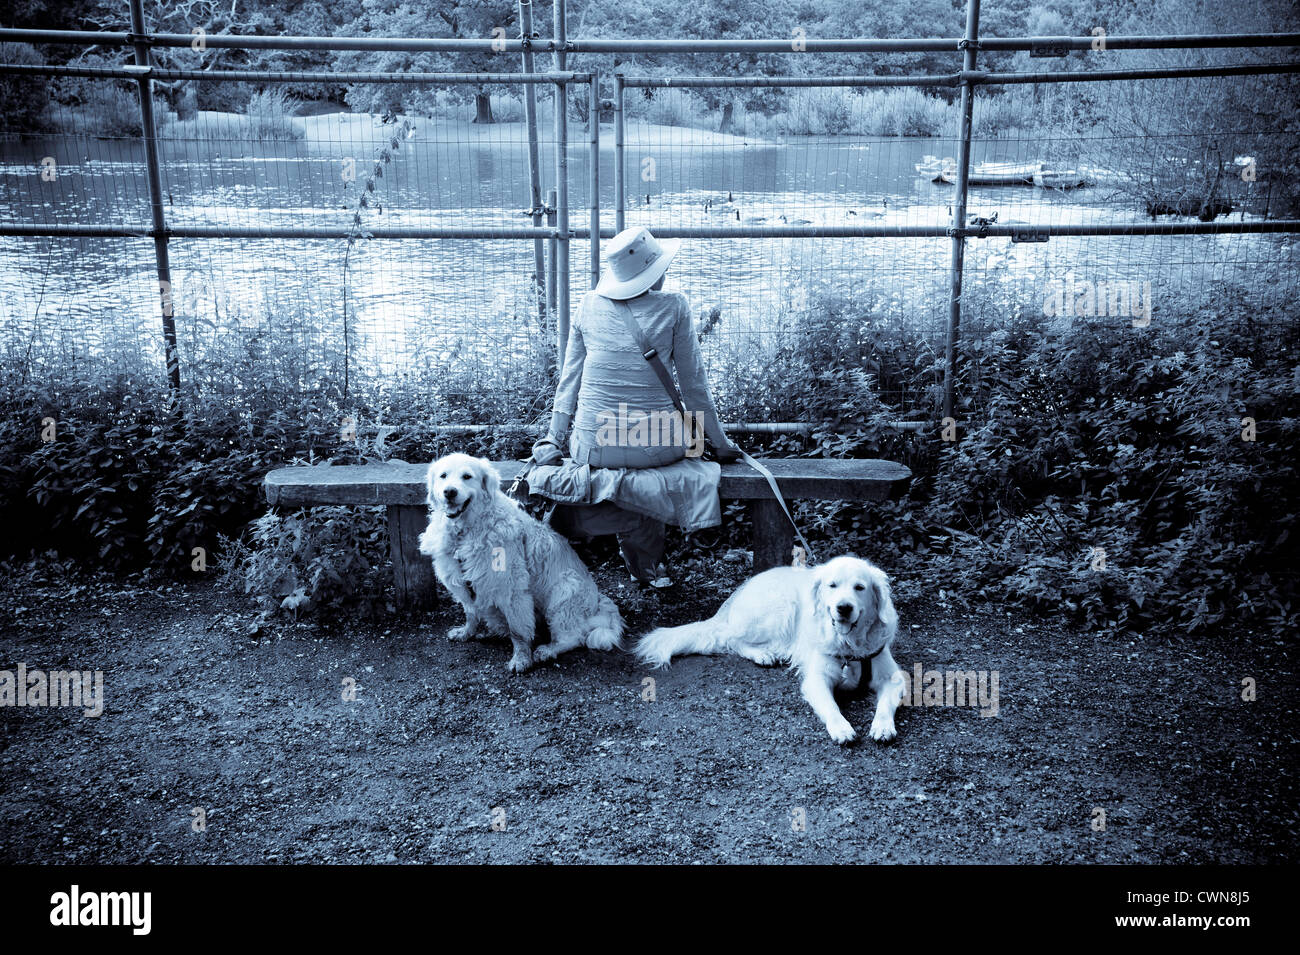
[635,616,732,668]
[584,595,624,651]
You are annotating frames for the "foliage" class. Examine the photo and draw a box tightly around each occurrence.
[218,507,388,615]
[754,278,1300,636]
[0,42,48,129]
[243,88,303,140]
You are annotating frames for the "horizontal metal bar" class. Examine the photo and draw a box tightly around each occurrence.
[0,62,589,84]
[624,73,962,88]
[426,421,923,434]
[2,27,1297,55]
[0,28,535,53]
[624,60,1300,89]
[2,221,1297,241]
[0,224,558,239]
[981,60,1300,84]
[597,222,1300,239]
[976,32,1300,52]
[5,59,1291,89]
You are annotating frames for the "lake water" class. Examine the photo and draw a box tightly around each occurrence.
[1,116,1293,393]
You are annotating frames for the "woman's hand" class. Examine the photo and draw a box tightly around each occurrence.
[532,410,571,466]
[713,441,742,463]
[532,437,563,466]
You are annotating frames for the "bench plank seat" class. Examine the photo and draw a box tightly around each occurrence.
[263,458,911,607]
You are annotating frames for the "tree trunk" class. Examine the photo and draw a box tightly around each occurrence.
[718,101,735,135]
[473,92,494,125]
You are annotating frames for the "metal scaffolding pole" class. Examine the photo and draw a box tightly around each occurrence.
[553,0,570,368]
[4,221,1298,241]
[128,0,180,396]
[518,0,547,325]
[3,27,1297,54]
[589,72,601,289]
[614,73,626,233]
[546,187,558,326]
[944,0,980,425]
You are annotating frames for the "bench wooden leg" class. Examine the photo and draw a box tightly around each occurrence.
[749,499,794,573]
[387,505,436,609]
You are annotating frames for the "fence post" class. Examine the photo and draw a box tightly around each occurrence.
[589,72,601,289]
[553,0,570,370]
[128,0,180,397]
[546,186,558,326]
[518,0,546,325]
[613,72,626,233]
[943,0,981,425]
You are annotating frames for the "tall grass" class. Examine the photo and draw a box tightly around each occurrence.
[771,87,1040,137]
[244,88,303,140]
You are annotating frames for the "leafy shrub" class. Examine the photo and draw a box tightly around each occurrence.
[626,88,711,129]
[0,43,48,130]
[3,258,1294,635]
[773,88,952,137]
[244,88,302,140]
[761,280,1299,635]
[219,507,388,615]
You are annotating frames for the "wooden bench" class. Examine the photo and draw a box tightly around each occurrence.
[263,459,912,607]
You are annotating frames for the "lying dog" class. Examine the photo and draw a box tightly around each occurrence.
[417,453,623,672]
[636,555,903,744]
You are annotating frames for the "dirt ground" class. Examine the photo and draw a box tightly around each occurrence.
[1,554,1296,864]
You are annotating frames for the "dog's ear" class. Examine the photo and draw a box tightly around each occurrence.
[873,573,899,641]
[479,458,501,497]
[809,565,827,610]
[425,461,440,508]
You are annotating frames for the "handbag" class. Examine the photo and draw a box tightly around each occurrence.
[614,300,816,562]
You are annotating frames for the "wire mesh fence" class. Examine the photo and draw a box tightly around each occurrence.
[1,4,1297,425]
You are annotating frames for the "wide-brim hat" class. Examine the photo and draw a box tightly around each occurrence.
[595,226,681,300]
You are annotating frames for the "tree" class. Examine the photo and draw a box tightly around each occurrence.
[337,0,518,122]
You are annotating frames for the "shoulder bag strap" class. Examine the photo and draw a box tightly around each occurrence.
[615,300,687,417]
[614,300,816,563]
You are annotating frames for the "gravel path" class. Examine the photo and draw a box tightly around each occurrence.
[2,559,1294,864]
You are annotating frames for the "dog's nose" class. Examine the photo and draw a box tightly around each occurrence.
[443,487,458,501]
[836,602,853,618]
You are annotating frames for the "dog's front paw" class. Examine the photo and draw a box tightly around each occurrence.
[447,623,476,642]
[506,651,534,674]
[826,717,857,745]
[532,643,558,662]
[868,713,897,742]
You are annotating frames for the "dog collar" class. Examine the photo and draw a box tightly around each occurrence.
[837,645,885,666]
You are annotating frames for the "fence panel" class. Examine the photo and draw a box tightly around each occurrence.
[1,3,1297,428]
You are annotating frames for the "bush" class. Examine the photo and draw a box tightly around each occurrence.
[4,265,1293,634]
[0,43,48,130]
[758,280,1299,635]
[625,88,710,129]
[219,508,388,615]
[244,88,302,140]
[971,91,1039,136]
[774,88,950,137]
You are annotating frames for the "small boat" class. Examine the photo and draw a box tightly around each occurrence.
[1033,169,1089,189]
[937,161,1090,188]
[940,161,1043,185]
[914,154,956,180]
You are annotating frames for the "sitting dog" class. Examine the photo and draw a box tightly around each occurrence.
[417,453,623,672]
[636,555,903,744]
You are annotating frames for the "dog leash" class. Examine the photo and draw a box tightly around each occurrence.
[615,300,816,564]
[505,454,533,502]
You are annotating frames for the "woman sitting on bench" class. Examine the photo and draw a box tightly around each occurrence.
[531,227,741,589]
